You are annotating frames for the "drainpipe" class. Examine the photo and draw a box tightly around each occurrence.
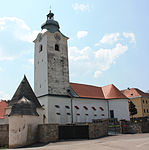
[67,89,74,124]
[71,98,73,124]
[107,100,110,119]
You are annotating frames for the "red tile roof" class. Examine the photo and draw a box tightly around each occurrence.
[70,83,104,99]
[0,100,8,119]
[121,88,149,98]
[70,83,127,99]
[102,84,128,99]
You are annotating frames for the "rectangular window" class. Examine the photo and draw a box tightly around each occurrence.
[144,109,146,113]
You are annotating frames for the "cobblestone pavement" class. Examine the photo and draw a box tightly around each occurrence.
[8,133,149,150]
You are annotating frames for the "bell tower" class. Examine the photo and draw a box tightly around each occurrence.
[34,10,70,97]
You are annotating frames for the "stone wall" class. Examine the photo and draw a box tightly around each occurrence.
[88,119,108,139]
[38,124,58,143]
[9,115,39,148]
[0,124,9,147]
[120,120,149,134]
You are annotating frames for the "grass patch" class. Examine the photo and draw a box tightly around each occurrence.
[0,147,8,149]
[108,125,120,128]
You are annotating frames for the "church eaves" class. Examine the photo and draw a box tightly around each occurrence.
[8,75,41,108]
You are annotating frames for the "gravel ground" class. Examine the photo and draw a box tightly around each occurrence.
[8,133,149,150]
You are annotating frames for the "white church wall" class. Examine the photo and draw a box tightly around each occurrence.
[72,98,108,123]
[108,99,130,121]
[0,119,5,124]
[47,96,71,124]
[36,107,45,124]
[38,95,49,123]
[9,115,39,148]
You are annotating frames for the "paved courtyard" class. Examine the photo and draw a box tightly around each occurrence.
[8,133,149,150]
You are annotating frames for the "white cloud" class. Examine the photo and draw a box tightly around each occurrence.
[0,91,11,100]
[94,71,102,78]
[95,33,120,46]
[0,48,14,61]
[72,3,90,12]
[123,32,136,44]
[28,58,34,65]
[0,67,3,72]
[69,46,91,61]
[0,17,39,43]
[69,43,128,78]
[77,31,88,39]
[95,43,128,71]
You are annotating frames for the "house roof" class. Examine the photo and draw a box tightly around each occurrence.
[70,83,127,99]
[0,100,8,119]
[9,75,41,108]
[102,84,128,99]
[121,88,149,98]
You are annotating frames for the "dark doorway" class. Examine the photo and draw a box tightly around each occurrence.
[59,125,89,140]
[110,110,114,118]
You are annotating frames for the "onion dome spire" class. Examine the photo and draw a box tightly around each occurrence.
[41,10,60,33]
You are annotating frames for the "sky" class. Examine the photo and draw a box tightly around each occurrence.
[0,0,149,100]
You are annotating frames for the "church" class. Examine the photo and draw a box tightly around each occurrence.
[5,10,130,124]
[0,10,131,148]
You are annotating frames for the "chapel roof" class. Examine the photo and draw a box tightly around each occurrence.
[70,83,127,99]
[0,100,8,119]
[9,97,39,116]
[8,75,41,108]
[121,88,149,98]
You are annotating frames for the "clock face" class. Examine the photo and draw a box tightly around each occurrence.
[54,33,61,41]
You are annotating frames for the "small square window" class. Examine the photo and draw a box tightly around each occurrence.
[55,105,60,108]
[56,113,61,115]
[65,106,70,109]
[55,44,59,51]
[39,45,43,52]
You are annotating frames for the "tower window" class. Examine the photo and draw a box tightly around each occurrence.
[39,45,43,52]
[55,44,59,51]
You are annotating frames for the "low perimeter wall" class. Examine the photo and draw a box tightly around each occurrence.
[120,120,149,134]
[88,119,108,139]
[38,124,59,143]
[38,120,108,143]
[0,124,9,147]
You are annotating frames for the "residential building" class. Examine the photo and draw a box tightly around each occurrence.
[122,88,149,118]
[0,100,8,124]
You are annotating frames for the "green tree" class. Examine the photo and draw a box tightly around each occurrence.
[129,101,137,118]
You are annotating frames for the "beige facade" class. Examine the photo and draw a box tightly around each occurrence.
[129,97,149,118]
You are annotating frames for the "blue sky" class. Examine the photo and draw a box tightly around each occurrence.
[0,0,149,99]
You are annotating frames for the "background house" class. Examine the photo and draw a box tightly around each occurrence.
[0,100,8,124]
[122,88,149,118]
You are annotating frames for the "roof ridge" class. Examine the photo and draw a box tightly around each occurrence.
[8,76,41,108]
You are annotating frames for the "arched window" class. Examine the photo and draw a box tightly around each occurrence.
[39,44,43,52]
[55,44,59,51]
